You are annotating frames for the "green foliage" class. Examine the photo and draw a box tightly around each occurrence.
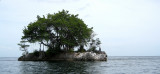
[46,48,54,57]
[46,47,62,57]
[88,32,102,52]
[88,46,96,52]
[17,40,29,51]
[68,48,74,53]
[20,9,101,56]
[33,50,39,57]
[18,40,30,56]
[22,9,93,52]
[96,38,101,47]
[77,45,86,52]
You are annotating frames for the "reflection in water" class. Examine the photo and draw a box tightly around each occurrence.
[1,57,160,74]
[20,61,97,74]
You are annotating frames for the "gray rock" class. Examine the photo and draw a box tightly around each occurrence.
[18,51,107,61]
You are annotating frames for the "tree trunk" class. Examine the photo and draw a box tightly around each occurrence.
[39,43,41,52]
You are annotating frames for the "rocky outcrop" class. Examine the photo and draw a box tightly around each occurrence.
[18,51,107,61]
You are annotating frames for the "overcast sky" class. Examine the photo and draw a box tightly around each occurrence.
[0,0,160,57]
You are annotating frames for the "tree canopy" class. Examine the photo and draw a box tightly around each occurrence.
[20,10,101,55]
[17,40,29,55]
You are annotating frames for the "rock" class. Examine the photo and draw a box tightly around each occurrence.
[18,51,107,61]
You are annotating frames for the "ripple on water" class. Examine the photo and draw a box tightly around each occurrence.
[0,57,160,74]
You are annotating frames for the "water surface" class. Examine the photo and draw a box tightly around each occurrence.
[0,56,160,74]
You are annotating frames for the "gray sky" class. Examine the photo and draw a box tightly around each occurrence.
[0,0,160,57]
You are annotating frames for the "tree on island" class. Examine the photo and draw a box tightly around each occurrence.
[18,40,29,56]
[19,10,101,56]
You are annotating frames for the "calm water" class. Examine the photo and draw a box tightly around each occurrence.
[0,56,160,74]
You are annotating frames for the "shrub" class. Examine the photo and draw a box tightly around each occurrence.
[69,48,74,53]
[46,47,62,57]
[33,50,39,57]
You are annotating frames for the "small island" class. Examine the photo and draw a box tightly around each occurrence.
[18,10,107,61]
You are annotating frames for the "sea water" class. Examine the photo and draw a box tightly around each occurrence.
[0,56,160,74]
